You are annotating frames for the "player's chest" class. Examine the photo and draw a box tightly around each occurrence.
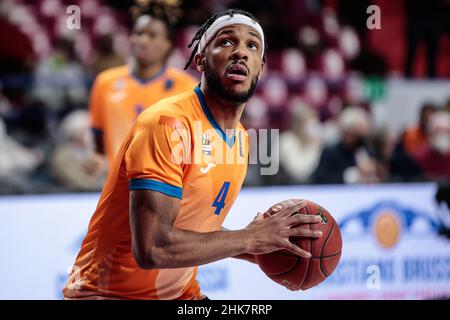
[183,128,248,206]
[103,80,172,116]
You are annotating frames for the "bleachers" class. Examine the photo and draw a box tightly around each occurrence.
[3,0,374,131]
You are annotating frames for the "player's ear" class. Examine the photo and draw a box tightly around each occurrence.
[258,62,265,80]
[194,53,206,72]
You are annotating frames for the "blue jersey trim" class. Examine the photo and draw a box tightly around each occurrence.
[130,65,167,85]
[194,86,236,148]
[129,178,182,199]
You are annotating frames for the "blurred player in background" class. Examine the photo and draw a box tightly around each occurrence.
[64,8,323,300]
[90,0,197,166]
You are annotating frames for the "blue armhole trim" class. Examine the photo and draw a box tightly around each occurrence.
[129,179,182,199]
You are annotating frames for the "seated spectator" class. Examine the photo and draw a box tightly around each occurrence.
[50,110,107,191]
[372,126,423,182]
[312,106,378,184]
[31,36,88,119]
[0,117,43,193]
[403,102,437,156]
[413,111,450,182]
[444,97,450,114]
[279,104,323,183]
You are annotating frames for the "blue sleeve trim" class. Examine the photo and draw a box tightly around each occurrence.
[129,179,182,199]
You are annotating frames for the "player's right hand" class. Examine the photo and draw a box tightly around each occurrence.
[243,199,323,258]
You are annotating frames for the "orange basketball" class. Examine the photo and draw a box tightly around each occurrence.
[255,199,342,290]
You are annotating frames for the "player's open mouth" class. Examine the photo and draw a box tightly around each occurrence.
[226,64,248,81]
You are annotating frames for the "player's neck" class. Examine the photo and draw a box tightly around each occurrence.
[200,83,245,132]
[132,60,166,81]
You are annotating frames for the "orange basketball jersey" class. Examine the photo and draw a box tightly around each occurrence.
[90,65,198,165]
[64,87,248,300]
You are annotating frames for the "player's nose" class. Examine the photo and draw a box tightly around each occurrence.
[230,43,249,62]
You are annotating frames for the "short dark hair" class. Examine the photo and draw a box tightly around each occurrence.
[130,0,183,43]
[184,8,267,70]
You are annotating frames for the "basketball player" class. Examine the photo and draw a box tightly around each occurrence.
[90,0,197,166]
[64,9,323,300]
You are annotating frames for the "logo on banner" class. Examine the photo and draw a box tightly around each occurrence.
[374,211,401,249]
[338,200,440,249]
[322,199,450,300]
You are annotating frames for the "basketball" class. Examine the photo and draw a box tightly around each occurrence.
[255,199,342,290]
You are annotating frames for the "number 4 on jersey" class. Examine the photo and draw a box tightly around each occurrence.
[212,182,231,215]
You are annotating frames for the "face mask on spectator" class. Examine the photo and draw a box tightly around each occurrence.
[353,135,369,150]
[431,134,450,154]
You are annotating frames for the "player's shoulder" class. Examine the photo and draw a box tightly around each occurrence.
[135,90,197,128]
[166,67,198,84]
[95,65,130,84]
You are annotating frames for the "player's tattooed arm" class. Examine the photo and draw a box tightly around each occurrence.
[221,226,257,264]
[129,190,321,269]
[130,190,249,269]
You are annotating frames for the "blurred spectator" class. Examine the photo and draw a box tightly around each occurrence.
[413,111,450,182]
[90,34,125,76]
[31,36,88,119]
[403,102,437,156]
[0,117,43,193]
[7,98,50,150]
[50,110,107,191]
[279,104,323,183]
[444,97,450,114]
[313,106,378,184]
[372,126,423,182]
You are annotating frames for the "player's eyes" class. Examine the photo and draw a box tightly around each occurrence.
[221,39,233,46]
[248,42,258,51]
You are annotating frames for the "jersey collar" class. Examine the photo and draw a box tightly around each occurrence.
[130,65,167,86]
[194,86,236,148]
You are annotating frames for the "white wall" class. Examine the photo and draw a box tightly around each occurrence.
[373,79,450,134]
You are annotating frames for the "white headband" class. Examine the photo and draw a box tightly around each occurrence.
[197,14,265,58]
